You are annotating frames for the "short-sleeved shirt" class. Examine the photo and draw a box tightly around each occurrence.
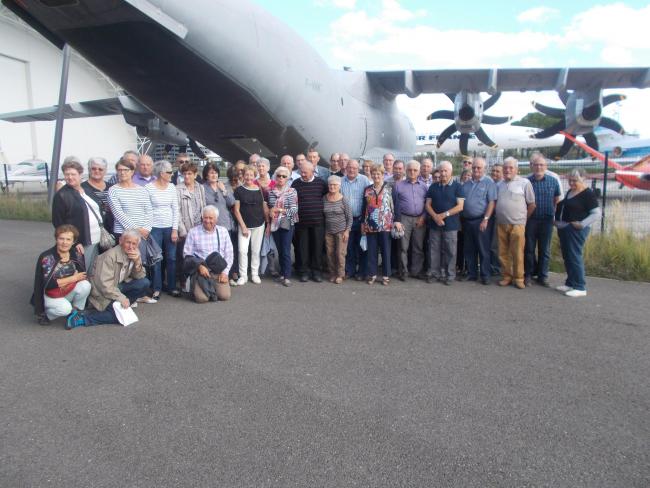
[462,176,497,219]
[425,180,464,231]
[555,188,599,223]
[527,174,561,219]
[234,185,265,227]
[495,177,535,225]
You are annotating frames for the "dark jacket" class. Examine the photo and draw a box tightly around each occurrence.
[81,180,115,234]
[31,245,85,318]
[51,185,92,246]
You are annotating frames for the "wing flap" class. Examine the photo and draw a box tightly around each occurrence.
[0,98,126,123]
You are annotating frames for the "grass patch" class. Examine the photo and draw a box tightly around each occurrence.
[0,194,51,222]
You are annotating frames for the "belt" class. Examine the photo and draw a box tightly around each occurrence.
[402,213,422,218]
[463,216,484,221]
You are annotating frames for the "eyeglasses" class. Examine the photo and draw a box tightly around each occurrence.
[276,174,288,178]
[116,168,132,172]
[164,171,174,174]
[90,167,105,171]
[177,159,190,163]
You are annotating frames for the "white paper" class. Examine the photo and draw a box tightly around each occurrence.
[112,302,139,326]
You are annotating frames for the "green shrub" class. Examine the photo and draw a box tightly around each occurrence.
[0,194,51,222]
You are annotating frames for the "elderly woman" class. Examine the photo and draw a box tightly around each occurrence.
[81,156,114,234]
[555,169,601,297]
[177,160,206,287]
[362,160,373,179]
[52,156,103,271]
[267,166,298,287]
[255,157,275,193]
[232,165,269,285]
[32,224,90,327]
[146,160,180,299]
[362,163,396,285]
[323,175,352,284]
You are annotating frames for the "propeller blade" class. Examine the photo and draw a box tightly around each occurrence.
[559,90,570,106]
[583,132,599,152]
[436,123,457,148]
[427,110,455,121]
[532,101,565,118]
[483,92,501,111]
[445,93,456,103]
[189,139,207,159]
[599,117,625,134]
[531,120,566,139]
[482,115,512,125]
[459,133,469,156]
[475,128,497,148]
[603,94,626,107]
[555,137,574,159]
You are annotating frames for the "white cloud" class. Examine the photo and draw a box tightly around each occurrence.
[517,6,559,23]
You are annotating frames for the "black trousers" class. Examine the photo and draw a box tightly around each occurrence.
[295,223,325,275]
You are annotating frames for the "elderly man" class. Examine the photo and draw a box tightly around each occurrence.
[291,153,307,181]
[279,154,297,184]
[489,162,504,275]
[329,153,343,177]
[425,161,464,285]
[307,148,330,181]
[393,160,428,280]
[183,205,233,302]
[386,160,405,185]
[525,153,561,286]
[495,157,536,289]
[341,159,370,280]
[65,230,151,328]
[419,157,434,187]
[491,163,503,184]
[339,153,350,173]
[132,154,156,186]
[383,153,395,180]
[171,153,195,185]
[249,153,260,166]
[292,158,328,282]
[461,157,497,285]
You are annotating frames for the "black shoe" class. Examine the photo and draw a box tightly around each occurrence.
[444,278,453,286]
[169,289,182,298]
[466,276,478,282]
[299,274,309,283]
[397,273,406,282]
[355,275,364,282]
[481,277,490,285]
[537,279,550,287]
[524,277,532,287]
[426,276,435,284]
[312,274,323,283]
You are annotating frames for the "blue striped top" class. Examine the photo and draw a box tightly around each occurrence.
[108,184,153,234]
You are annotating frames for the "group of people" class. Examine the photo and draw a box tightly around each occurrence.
[32,148,601,329]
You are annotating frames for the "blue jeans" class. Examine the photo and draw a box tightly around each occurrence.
[525,217,554,281]
[151,227,177,292]
[273,227,294,279]
[83,278,150,325]
[345,217,367,278]
[558,226,590,291]
[367,231,391,277]
[462,217,492,280]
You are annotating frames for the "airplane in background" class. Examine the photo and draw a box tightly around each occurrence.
[0,0,649,166]
[562,132,650,191]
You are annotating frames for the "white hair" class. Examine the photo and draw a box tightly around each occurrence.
[87,157,107,170]
[406,160,420,170]
[439,160,453,171]
[503,156,519,167]
[121,229,141,242]
[153,159,172,177]
[202,205,220,218]
[327,175,342,185]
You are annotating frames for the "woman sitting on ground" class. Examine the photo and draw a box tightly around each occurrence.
[267,166,299,287]
[32,224,91,326]
[554,168,601,297]
[323,175,352,284]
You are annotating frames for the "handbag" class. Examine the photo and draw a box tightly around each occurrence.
[143,234,163,267]
[84,198,116,251]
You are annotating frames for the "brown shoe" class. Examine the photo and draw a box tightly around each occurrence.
[498,279,512,287]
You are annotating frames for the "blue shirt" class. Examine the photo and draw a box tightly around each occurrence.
[393,179,428,220]
[527,174,560,218]
[341,174,370,217]
[426,180,464,231]
[462,176,497,219]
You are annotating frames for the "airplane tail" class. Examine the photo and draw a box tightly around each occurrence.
[560,132,624,170]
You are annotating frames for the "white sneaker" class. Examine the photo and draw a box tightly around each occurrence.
[136,296,157,304]
[130,302,138,308]
[251,275,261,284]
[235,277,248,286]
[556,285,572,292]
[229,279,237,286]
[565,289,587,297]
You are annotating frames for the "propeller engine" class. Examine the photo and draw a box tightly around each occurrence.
[427,91,511,156]
[530,89,626,158]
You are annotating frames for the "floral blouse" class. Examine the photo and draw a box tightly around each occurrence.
[362,183,395,233]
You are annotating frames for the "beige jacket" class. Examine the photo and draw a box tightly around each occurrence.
[89,245,146,311]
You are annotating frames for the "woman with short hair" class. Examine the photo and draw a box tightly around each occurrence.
[52,156,103,271]
[32,224,90,327]
[81,156,114,234]
[255,157,275,194]
[177,161,206,287]
[554,169,601,297]
[323,175,352,284]
[267,166,298,286]
[146,160,180,299]
[232,165,269,285]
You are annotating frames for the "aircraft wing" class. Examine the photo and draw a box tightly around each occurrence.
[366,67,650,97]
[0,96,152,123]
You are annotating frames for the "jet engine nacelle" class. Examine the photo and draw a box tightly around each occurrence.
[454,91,484,133]
[564,89,603,135]
[136,118,189,146]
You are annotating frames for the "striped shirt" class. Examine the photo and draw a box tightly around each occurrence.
[323,196,352,234]
[341,174,370,217]
[527,174,560,219]
[183,224,233,276]
[291,177,328,225]
[108,184,153,234]
[146,182,179,229]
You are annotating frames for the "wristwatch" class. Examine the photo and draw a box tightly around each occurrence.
[445,211,450,217]
[483,216,489,221]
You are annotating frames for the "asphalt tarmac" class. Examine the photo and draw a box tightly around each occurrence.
[1,219,648,488]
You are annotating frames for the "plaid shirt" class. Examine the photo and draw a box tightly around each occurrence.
[183,224,233,275]
[528,174,560,218]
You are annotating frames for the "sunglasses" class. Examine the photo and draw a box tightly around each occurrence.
[276,174,288,178]
[164,171,174,174]
[177,159,190,163]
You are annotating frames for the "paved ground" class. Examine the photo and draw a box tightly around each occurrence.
[0,219,648,488]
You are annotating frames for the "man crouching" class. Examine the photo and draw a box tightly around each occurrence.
[183,205,233,303]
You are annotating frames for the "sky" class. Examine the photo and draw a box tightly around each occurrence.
[255,0,650,137]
